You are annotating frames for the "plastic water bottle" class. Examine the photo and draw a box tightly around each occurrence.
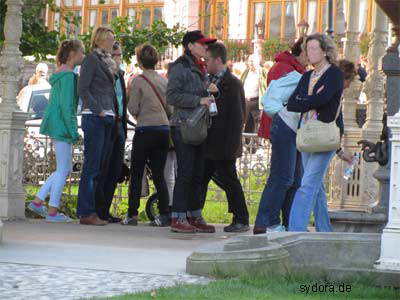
[209,94,218,117]
[343,154,360,180]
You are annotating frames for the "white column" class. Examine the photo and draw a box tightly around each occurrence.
[342,0,361,130]
[187,0,200,30]
[228,0,248,39]
[329,0,363,210]
[0,218,2,243]
[362,4,388,134]
[335,0,346,36]
[0,0,28,219]
[375,111,400,271]
[164,0,178,29]
[359,3,388,209]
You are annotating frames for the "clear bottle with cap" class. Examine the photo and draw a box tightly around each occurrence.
[208,94,218,116]
[343,153,360,180]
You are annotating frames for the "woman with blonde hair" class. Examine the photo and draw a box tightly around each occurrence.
[77,26,117,226]
[286,33,350,232]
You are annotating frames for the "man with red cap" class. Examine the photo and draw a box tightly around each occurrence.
[166,30,217,233]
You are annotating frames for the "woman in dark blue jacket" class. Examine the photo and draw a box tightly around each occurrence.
[286,33,345,232]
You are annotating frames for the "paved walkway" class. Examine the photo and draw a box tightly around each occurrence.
[0,220,251,299]
[0,262,210,300]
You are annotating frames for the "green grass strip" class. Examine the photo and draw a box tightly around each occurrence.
[95,274,399,300]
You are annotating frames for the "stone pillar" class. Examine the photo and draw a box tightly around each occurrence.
[0,0,28,219]
[164,0,178,29]
[375,110,400,271]
[0,219,2,243]
[362,5,388,136]
[335,0,346,36]
[329,0,363,211]
[228,0,248,39]
[252,39,263,65]
[357,4,389,211]
[342,0,362,130]
[187,0,200,30]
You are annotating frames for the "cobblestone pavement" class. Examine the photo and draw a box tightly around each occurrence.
[0,263,210,300]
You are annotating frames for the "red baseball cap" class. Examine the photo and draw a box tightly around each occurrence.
[182,30,217,47]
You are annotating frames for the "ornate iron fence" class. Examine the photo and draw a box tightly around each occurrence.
[23,125,333,223]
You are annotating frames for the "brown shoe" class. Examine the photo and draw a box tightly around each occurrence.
[170,218,196,233]
[80,215,108,226]
[253,227,266,235]
[188,216,215,233]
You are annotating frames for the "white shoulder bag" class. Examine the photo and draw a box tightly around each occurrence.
[296,102,341,153]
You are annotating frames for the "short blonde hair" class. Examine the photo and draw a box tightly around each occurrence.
[90,26,114,52]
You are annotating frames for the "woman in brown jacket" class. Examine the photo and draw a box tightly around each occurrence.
[123,43,171,226]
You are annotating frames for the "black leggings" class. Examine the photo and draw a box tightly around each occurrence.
[128,129,169,217]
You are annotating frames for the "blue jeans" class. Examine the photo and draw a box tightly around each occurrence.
[281,152,303,229]
[37,140,71,208]
[288,150,335,232]
[255,114,303,228]
[77,114,114,217]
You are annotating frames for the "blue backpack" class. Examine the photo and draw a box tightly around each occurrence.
[261,71,302,116]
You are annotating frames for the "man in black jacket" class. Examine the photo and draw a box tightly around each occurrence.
[201,42,249,232]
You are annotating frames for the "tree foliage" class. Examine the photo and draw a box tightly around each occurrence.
[0,0,60,60]
[1,0,185,63]
[109,18,185,64]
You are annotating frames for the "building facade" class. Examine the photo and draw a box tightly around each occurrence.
[46,0,374,41]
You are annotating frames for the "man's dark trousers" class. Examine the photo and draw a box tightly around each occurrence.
[201,159,249,225]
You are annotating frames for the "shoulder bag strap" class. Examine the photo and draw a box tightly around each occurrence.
[334,98,343,121]
[139,74,168,116]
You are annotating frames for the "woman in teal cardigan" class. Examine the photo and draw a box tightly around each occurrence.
[28,39,85,222]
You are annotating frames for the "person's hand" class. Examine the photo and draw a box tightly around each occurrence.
[338,150,353,163]
[98,111,106,117]
[317,85,324,94]
[200,97,212,107]
[208,83,219,94]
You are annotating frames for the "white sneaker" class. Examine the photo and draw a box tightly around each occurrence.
[267,225,286,232]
